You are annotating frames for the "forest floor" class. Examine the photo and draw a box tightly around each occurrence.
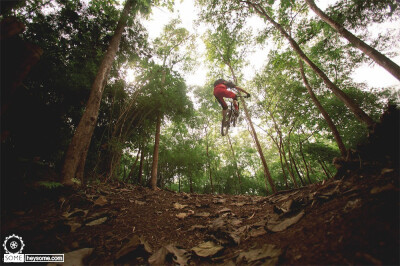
[1,107,399,265]
[1,164,399,265]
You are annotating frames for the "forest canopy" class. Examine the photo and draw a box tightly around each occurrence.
[1,0,399,195]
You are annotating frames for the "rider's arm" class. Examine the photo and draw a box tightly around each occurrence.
[234,86,251,97]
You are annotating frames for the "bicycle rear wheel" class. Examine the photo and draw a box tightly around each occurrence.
[221,110,231,136]
[232,113,237,127]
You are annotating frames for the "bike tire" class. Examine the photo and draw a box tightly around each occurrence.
[232,113,237,127]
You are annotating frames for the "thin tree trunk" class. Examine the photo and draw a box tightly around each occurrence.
[137,146,145,185]
[281,141,298,188]
[322,160,333,178]
[289,151,305,186]
[227,133,242,194]
[189,175,193,193]
[127,148,141,181]
[299,141,312,184]
[299,60,347,157]
[265,125,289,189]
[296,159,307,184]
[150,113,162,190]
[205,127,215,193]
[278,148,289,189]
[61,0,134,186]
[305,0,400,81]
[247,2,374,127]
[318,159,331,179]
[229,69,276,193]
[275,137,289,189]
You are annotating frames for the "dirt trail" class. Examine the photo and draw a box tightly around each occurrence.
[2,164,398,265]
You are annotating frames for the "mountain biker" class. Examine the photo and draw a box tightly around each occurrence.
[213,79,250,124]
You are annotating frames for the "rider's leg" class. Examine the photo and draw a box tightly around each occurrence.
[233,99,239,111]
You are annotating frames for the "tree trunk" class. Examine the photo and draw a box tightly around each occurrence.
[229,69,276,193]
[150,113,162,190]
[274,136,289,189]
[322,160,333,178]
[299,141,312,184]
[281,140,298,188]
[137,147,145,185]
[189,175,193,193]
[205,127,215,194]
[248,2,375,127]
[305,0,400,81]
[318,159,331,179]
[61,0,134,186]
[278,148,289,189]
[227,133,242,194]
[299,60,347,157]
[127,148,141,182]
[289,151,305,186]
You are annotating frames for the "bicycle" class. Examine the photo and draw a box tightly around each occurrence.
[221,94,248,136]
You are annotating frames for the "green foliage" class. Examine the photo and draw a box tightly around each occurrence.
[2,0,396,195]
[36,181,64,190]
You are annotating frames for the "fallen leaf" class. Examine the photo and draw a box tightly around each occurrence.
[218,207,231,214]
[94,196,108,206]
[381,168,394,175]
[343,199,362,212]
[214,199,226,204]
[86,217,107,226]
[231,202,245,207]
[66,221,82,232]
[135,200,146,205]
[63,209,88,219]
[237,244,282,265]
[115,235,152,261]
[173,203,188,209]
[192,241,223,257]
[230,218,242,227]
[249,227,267,238]
[267,210,305,232]
[370,183,396,194]
[176,213,188,219]
[188,225,207,231]
[228,231,241,244]
[210,217,226,229]
[194,212,210,217]
[49,248,94,266]
[149,244,189,266]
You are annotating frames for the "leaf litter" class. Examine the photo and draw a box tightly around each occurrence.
[3,165,398,265]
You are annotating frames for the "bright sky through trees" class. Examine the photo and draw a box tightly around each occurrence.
[138,0,399,89]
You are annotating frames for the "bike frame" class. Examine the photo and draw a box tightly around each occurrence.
[221,95,246,136]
